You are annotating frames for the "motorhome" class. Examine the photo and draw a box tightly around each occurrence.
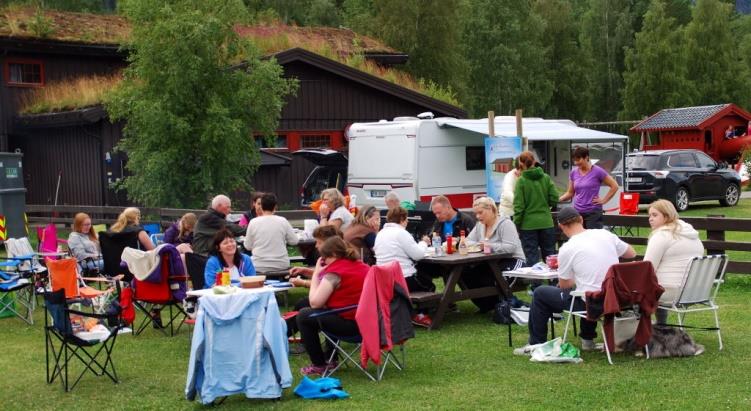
[346,116,629,210]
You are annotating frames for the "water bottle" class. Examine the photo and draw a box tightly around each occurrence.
[432,231,443,256]
[349,194,358,216]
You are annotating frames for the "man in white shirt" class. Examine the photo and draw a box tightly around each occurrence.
[514,206,636,354]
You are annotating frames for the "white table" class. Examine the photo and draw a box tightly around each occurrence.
[502,268,559,281]
[187,285,292,298]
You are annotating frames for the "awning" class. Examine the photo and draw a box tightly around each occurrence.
[436,118,627,142]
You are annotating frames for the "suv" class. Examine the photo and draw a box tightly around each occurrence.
[293,149,348,207]
[620,149,741,211]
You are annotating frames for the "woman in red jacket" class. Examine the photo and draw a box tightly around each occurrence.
[297,236,369,376]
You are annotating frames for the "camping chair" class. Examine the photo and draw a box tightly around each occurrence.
[99,230,140,281]
[563,261,661,365]
[132,253,188,336]
[0,269,34,324]
[46,258,116,312]
[142,223,161,237]
[310,262,415,381]
[44,288,122,392]
[36,224,69,257]
[5,237,46,274]
[180,253,208,334]
[658,254,727,350]
[150,233,165,246]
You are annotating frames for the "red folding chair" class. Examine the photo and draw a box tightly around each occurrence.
[132,254,188,336]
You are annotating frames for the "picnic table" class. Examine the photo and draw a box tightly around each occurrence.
[416,251,514,330]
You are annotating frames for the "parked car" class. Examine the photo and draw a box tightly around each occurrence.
[293,149,348,207]
[618,149,741,211]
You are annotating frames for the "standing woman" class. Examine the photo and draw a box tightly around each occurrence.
[513,151,558,267]
[558,146,619,229]
[499,160,522,218]
[343,205,380,265]
[68,213,104,272]
[318,188,354,231]
[203,228,256,288]
[643,200,704,324]
[109,207,155,250]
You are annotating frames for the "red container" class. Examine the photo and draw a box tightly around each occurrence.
[446,235,454,254]
[546,255,559,270]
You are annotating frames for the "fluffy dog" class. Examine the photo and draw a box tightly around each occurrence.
[620,325,705,358]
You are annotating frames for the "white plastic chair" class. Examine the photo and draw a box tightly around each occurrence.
[659,254,727,350]
[5,237,46,273]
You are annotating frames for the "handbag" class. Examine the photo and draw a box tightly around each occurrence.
[492,299,512,325]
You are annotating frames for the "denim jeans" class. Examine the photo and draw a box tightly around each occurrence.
[528,285,597,344]
[520,227,557,266]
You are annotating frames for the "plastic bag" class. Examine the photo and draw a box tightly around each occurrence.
[530,337,583,363]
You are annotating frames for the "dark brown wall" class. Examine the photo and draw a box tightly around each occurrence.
[247,157,316,208]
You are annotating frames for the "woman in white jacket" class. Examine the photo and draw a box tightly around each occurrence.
[498,161,522,218]
[643,199,704,323]
[373,206,432,327]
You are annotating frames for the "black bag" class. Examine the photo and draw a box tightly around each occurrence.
[492,299,512,325]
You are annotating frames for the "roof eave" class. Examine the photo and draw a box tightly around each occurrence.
[0,36,123,57]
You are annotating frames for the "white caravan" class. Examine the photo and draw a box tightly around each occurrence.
[346,116,628,210]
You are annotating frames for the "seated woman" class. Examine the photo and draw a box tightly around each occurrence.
[68,212,105,273]
[243,193,299,273]
[343,205,380,265]
[373,207,432,327]
[289,225,342,288]
[318,188,354,231]
[464,197,526,312]
[296,236,369,376]
[240,191,264,228]
[643,199,704,324]
[164,212,197,248]
[203,228,256,288]
[109,207,155,251]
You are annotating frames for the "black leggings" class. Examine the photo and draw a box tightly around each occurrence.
[296,307,359,366]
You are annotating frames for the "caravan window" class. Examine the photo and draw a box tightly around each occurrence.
[465,146,484,171]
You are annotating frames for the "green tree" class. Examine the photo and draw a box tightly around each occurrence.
[341,0,376,34]
[462,0,552,117]
[533,0,593,120]
[371,0,466,96]
[107,0,296,208]
[685,0,751,107]
[621,0,694,120]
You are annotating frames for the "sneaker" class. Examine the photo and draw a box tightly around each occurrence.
[581,339,604,352]
[300,364,328,376]
[694,344,705,356]
[513,344,535,356]
[412,313,432,328]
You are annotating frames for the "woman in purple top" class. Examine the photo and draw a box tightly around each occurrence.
[558,146,619,229]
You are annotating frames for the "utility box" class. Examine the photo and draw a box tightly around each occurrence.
[0,153,27,239]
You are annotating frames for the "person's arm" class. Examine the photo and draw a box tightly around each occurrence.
[559,277,576,289]
[284,219,299,246]
[243,223,253,251]
[139,230,155,250]
[309,274,337,309]
[513,183,526,227]
[559,180,574,202]
[556,247,575,289]
[613,233,637,259]
[465,225,481,243]
[398,230,428,261]
[289,266,314,278]
[240,254,256,276]
[363,232,376,249]
[227,222,246,237]
[490,219,524,255]
[594,175,619,205]
[203,257,220,289]
[621,244,637,259]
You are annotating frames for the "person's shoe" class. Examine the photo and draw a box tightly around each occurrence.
[581,339,604,352]
[411,313,432,328]
[513,344,535,356]
[300,364,329,376]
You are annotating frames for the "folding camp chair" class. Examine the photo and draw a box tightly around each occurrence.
[132,253,188,336]
[180,253,208,334]
[99,230,140,281]
[142,223,161,238]
[563,261,660,365]
[150,233,165,246]
[5,237,46,274]
[37,224,68,257]
[0,269,34,324]
[46,258,116,312]
[659,254,727,350]
[44,288,122,392]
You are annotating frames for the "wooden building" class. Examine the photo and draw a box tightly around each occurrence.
[0,9,465,208]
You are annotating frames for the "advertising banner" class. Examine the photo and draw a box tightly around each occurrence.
[485,136,522,202]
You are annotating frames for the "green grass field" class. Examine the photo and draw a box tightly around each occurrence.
[1,201,750,410]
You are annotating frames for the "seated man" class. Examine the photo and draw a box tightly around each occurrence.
[192,194,246,256]
[514,206,636,355]
[244,193,299,273]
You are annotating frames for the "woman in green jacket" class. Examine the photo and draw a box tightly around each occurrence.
[513,151,558,267]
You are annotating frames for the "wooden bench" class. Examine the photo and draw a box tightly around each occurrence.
[409,291,442,311]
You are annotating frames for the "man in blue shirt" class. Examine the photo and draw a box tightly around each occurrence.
[429,195,476,241]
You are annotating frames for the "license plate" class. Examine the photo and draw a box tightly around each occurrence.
[371,190,387,198]
[627,177,642,183]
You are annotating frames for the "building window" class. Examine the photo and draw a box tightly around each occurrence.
[465,146,485,170]
[300,135,331,148]
[4,59,45,87]
[255,135,288,149]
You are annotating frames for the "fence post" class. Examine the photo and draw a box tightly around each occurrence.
[706,214,725,256]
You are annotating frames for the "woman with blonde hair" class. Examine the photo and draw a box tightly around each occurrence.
[644,199,704,323]
[164,212,197,246]
[109,207,155,250]
[318,188,353,231]
[68,212,104,272]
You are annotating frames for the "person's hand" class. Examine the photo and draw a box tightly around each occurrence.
[289,266,313,278]
[319,203,330,218]
[421,235,431,244]
[592,196,606,205]
[290,277,309,288]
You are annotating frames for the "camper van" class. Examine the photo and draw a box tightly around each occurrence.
[346,116,630,210]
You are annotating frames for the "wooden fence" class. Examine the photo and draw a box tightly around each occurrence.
[24,205,751,275]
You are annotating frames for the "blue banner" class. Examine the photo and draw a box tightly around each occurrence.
[485,136,522,202]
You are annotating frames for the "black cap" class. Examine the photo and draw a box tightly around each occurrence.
[557,206,581,225]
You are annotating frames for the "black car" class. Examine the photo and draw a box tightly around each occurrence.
[619,149,741,211]
[292,149,348,207]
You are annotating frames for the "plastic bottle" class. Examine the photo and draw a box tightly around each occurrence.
[349,194,358,216]
[458,230,468,255]
[446,234,454,254]
[432,231,443,256]
[221,268,231,286]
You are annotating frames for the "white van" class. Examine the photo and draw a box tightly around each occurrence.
[346,118,487,209]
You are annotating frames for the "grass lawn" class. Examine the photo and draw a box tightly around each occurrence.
[1,201,750,410]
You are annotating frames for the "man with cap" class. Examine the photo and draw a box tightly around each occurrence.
[514,206,636,355]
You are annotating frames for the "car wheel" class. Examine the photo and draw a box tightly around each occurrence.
[720,183,740,207]
[673,187,689,211]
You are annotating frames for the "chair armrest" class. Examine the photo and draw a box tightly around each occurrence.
[308,304,358,319]
[67,308,116,320]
